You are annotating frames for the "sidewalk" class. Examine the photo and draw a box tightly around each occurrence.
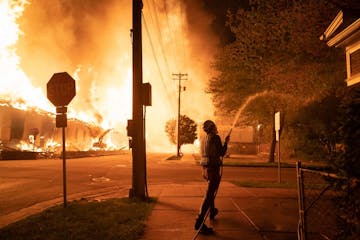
[0,181,300,240]
[141,181,299,240]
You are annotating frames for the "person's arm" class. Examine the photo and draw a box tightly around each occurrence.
[213,135,229,157]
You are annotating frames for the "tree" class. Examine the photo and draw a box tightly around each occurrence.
[330,88,360,239]
[165,115,197,151]
[284,95,343,161]
[208,0,346,162]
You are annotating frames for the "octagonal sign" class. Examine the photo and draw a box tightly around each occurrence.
[47,72,76,106]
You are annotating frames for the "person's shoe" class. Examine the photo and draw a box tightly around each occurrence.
[194,217,202,230]
[210,208,218,220]
[199,224,214,234]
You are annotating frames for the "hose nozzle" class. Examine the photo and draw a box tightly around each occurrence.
[227,128,232,138]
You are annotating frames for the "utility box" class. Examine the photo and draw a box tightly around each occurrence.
[127,119,134,137]
[141,83,152,106]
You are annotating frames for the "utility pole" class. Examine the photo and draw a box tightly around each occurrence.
[172,73,187,157]
[129,0,146,199]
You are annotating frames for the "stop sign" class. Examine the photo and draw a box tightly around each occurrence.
[47,72,76,106]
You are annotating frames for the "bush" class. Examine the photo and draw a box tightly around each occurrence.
[330,88,360,239]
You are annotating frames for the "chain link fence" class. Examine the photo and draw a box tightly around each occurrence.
[296,161,347,240]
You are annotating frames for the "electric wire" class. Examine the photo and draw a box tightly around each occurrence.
[143,0,186,100]
[142,12,174,105]
[147,0,172,77]
[142,12,177,108]
[162,0,179,65]
[143,0,170,76]
[178,2,188,72]
[144,0,156,34]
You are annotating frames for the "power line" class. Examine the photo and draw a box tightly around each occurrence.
[142,12,176,108]
[178,2,188,71]
[145,0,172,77]
[162,0,182,68]
[144,0,156,33]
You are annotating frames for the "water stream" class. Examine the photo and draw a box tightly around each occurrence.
[229,90,270,135]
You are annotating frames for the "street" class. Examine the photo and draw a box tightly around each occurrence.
[0,152,296,219]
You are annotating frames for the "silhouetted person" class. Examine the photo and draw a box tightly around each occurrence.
[195,120,230,234]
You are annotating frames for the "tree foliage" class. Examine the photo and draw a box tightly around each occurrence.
[165,115,197,148]
[208,0,347,161]
[283,95,343,160]
[206,0,359,236]
[206,1,359,236]
[330,89,360,239]
[209,0,344,113]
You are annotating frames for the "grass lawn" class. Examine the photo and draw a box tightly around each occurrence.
[0,197,155,240]
[231,180,329,189]
[231,180,298,189]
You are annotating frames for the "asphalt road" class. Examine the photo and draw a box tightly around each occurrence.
[0,152,296,217]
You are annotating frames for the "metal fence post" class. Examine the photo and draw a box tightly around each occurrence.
[297,161,306,240]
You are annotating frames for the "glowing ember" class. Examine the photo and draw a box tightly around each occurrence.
[14,138,60,153]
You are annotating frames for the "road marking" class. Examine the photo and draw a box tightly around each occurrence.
[92,176,110,182]
[116,164,127,167]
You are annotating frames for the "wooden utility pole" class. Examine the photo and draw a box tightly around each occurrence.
[131,0,146,199]
[172,73,187,157]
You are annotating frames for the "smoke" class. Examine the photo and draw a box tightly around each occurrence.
[15,0,219,152]
[17,0,132,124]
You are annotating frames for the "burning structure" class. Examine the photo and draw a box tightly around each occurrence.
[0,102,91,157]
[0,100,129,159]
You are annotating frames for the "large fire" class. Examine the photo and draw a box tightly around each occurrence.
[0,0,48,111]
[0,0,216,154]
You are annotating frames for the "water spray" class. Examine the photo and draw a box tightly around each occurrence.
[229,90,270,135]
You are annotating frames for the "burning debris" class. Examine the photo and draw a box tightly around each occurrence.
[92,128,114,150]
[0,101,127,160]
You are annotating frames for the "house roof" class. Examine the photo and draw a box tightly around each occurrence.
[320,8,360,47]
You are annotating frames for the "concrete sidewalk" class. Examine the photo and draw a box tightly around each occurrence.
[141,182,299,240]
[0,181,300,240]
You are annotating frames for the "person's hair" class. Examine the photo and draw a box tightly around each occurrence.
[203,120,216,133]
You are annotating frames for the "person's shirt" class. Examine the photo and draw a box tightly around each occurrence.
[200,134,210,166]
[205,133,227,168]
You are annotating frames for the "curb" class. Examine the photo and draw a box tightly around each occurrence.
[0,185,130,228]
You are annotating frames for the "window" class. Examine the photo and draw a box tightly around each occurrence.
[346,41,360,86]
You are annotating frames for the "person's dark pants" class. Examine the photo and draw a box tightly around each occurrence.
[197,167,221,222]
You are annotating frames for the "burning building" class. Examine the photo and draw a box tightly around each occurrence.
[0,100,113,159]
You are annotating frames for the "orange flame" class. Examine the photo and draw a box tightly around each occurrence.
[1,0,217,153]
[0,0,53,112]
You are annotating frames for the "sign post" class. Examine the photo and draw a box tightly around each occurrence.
[47,72,76,207]
[275,111,281,183]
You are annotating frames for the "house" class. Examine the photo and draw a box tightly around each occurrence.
[320,8,360,87]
